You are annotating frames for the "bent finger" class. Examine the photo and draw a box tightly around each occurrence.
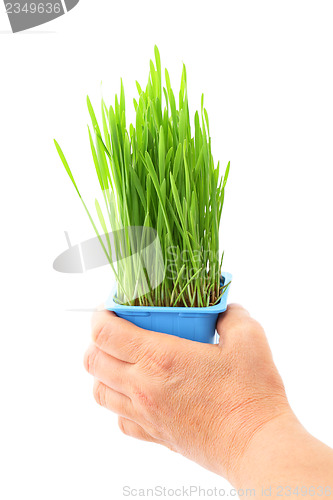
[84,345,133,396]
[118,417,176,452]
[93,379,135,419]
[118,416,158,443]
[217,303,253,348]
[91,308,179,363]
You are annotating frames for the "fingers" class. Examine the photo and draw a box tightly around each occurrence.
[91,308,179,363]
[93,379,135,419]
[117,417,176,452]
[217,303,263,349]
[92,309,157,363]
[118,416,159,443]
[217,303,250,329]
[84,345,132,396]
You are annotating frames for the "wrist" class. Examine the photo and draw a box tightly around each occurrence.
[225,407,300,487]
[227,410,333,490]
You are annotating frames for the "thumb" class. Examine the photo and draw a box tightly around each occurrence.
[216,303,255,349]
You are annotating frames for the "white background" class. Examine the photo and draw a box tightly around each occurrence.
[1,1,333,499]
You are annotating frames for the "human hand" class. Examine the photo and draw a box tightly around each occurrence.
[84,304,292,482]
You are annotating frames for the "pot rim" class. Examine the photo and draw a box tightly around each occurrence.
[105,271,232,314]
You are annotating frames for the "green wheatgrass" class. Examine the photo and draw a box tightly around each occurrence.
[55,46,230,307]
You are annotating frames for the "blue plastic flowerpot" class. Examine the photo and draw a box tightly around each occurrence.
[105,272,232,344]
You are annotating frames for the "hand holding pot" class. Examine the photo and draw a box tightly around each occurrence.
[84,306,282,476]
[84,305,333,491]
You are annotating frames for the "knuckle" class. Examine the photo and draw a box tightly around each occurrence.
[93,381,106,407]
[118,416,128,435]
[84,347,99,374]
[230,317,264,341]
[230,317,249,334]
[118,418,144,439]
[153,350,174,371]
[92,321,112,346]
[142,346,176,375]
[246,317,264,335]
[91,322,103,343]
